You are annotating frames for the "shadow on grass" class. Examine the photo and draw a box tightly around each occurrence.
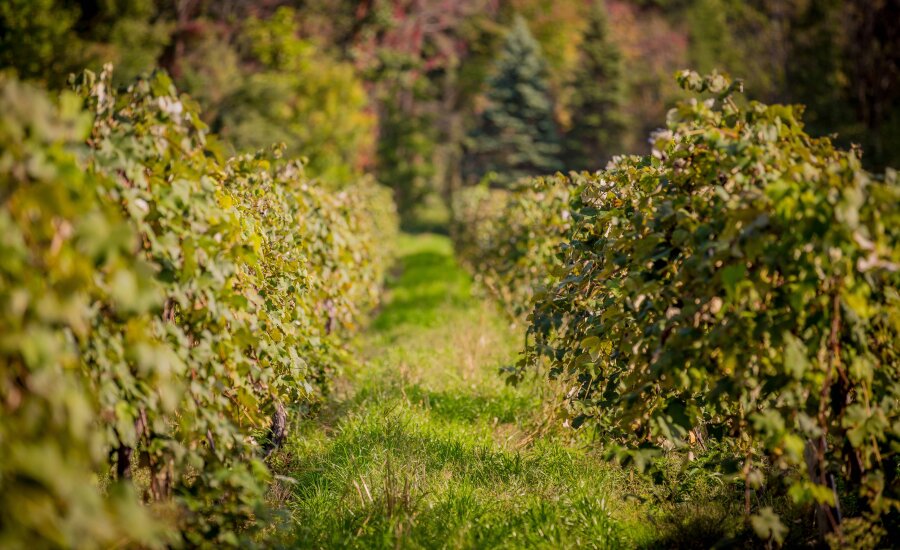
[284,411,529,515]
[283,407,625,548]
[405,385,535,425]
[400,219,450,236]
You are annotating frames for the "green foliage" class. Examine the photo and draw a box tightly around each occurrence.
[465,16,562,188]
[564,2,628,171]
[0,66,397,546]
[217,7,375,184]
[0,74,164,549]
[451,176,575,318]
[76,69,279,544]
[525,71,900,541]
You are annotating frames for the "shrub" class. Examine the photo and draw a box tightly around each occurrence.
[451,175,574,318]
[0,66,397,547]
[526,71,900,543]
[0,73,166,548]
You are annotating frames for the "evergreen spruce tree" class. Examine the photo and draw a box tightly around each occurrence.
[564,2,627,170]
[466,16,561,187]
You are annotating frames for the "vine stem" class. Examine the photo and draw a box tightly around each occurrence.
[811,287,843,540]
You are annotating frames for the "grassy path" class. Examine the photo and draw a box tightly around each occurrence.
[271,234,655,549]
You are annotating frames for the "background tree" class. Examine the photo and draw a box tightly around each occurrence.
[785,0,854,142]
[842,0,900,169]
[376,77,438,220]
[215,7,375,184]
[0,0,166,88]
[563,2,628,171]
[0,0,897,187]
[0,0,81,88]
[465,16,562,187]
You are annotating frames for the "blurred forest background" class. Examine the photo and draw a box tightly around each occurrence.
[2,0,898,227]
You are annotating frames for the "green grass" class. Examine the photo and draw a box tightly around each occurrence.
[268,234,748,549]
